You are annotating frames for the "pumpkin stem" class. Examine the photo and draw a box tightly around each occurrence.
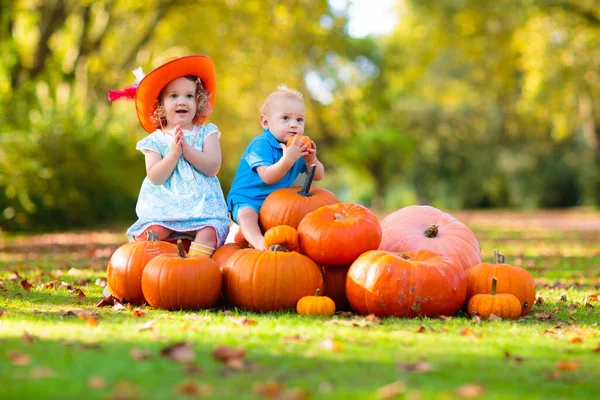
[146,230,159,242]
[176,240,188,258]
[493,249,505,264]
[334,213,345,221]
[491,277,498,296]
[314,288,320,296]
[269,244,289,252]
[297,164,316,197]
[398,253,411,260]
[424,225,439,238]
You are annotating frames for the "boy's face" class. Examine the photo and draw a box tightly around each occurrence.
[260,97,306,143]
[161,77,198,130]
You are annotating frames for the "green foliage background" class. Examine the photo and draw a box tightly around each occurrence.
[1,0,599,231]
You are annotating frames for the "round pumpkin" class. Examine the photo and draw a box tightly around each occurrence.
[321,265,351,311]
[286,135,314,149]
[466,250,536,316]
[141,240,222,310]
[467,277,521,320]
[106,230,178,304]
[346,250,466,317]
[379,205,482,270]
[259,165,340,231]
[297,203,382,266]
[223,245,323,312]
[263,225,299,252]
[296,289,335,316]
[211,243,247,269]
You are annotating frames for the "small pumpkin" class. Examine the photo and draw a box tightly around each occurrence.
[467,277,521,320]
[297,203,382,266]
[263,225,299,252]
[379,205,482,270]
[106,230,178,304]
[222,244,323,312]
[259,165,340,231]
[346,250,466,317]
[466,249,536,316]
[141,240,222,310]
[297,289,336,316]
[286,135,314,149]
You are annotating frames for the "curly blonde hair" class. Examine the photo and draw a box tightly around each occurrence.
[260,84,304,116]
[151,75,211,129]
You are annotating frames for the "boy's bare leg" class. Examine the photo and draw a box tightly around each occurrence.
[237,208,265,250]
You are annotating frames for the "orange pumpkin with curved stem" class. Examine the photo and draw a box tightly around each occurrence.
[346,250,466,317]
[106,230,178,304]
[263,225,299,252]
[141,240,222,310]
[223,245,323,312]
[466,249,536,316]
[286,135,314,149]
[467,277,521,320]
[297,203,382,266]
[379,205,482,270]
[259,165,339,231]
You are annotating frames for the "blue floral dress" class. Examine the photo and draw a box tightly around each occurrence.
[126,123,230,246]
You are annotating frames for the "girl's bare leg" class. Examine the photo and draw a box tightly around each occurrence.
[135,225,173,241]
[189,226,218,257]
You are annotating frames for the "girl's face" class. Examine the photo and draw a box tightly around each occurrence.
[160,77,198,130]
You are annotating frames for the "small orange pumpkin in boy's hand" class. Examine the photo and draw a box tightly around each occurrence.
[286,135,314,149]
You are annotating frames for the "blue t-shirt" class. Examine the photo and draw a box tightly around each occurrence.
[227,129,307,213]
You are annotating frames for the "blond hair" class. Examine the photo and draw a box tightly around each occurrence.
[260,84,304,115]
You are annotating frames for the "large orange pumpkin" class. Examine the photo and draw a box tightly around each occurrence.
[466,250,536,316]
[321,265,351,311]
[379,205,481,270]
[222,245,323,312]
[106,230,178,304]
[346,250,467,317]
[141,240,222,310]
[259,165,340,231]
[297,203,382,266]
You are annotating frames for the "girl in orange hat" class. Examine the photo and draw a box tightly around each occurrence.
[111,55,229,257]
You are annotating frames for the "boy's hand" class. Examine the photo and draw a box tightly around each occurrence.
[280,136,309,165]
[303,140,318,165]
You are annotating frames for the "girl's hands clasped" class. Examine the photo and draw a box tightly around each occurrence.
[168,124,185,157]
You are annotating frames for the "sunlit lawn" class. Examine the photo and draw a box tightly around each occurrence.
[1,210,599,399]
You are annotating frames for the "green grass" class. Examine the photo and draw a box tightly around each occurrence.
[1,211,600,399]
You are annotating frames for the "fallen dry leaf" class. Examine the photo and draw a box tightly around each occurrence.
[455,383,486,398]
[96,296,116,308]
[594,344,600,353]
[130,348,153,361]
[176,380,213,396]
[569,337,584,344]
[112,301,126,311]
[375,380,406,399]
[534,312,553,320]
[229,316,258,326]
[586,292,600,302]
[397,360,434,373]
[281,335,308,343]
[556,360,580,371]
[132,309,145,318]
[416,326,426,333]
[138,320,156,331]
[212,345,246,362]
[7,351,31,366]
[20,279,33,291]
[546,370,562,381]
[253,381,284,398]
[29,366,55,379]
[9,271,21,281]
[88,376,106,389]
[365,314,381,324]
[488,314,503,321]
[160,342,194,364]
[184,314,210,321]
[22,330,38,344]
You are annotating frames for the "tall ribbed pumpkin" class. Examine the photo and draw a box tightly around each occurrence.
[346,250,467,317]
[259,165,340,231]
[298,203,382,266]
[141,241,222,310]
[223,245,323,312]
[106,231,178,304]
[466,250,536,316]
[379,205,481,270]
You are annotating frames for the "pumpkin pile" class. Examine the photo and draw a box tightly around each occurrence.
[104,172,535,317]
